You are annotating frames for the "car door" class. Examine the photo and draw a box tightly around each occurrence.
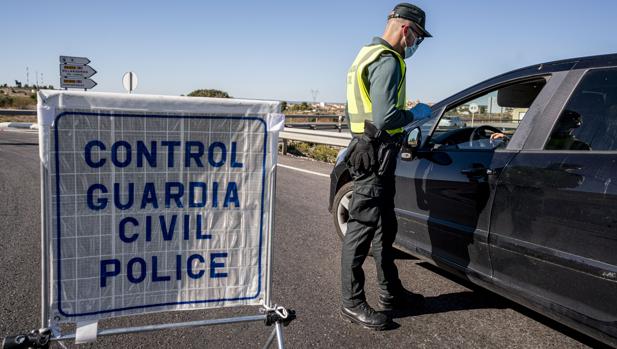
[489,67,617,340]
[394,77,550,277]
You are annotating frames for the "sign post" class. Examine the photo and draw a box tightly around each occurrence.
[27,90,293,348]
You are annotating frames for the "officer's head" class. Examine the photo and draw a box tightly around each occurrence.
[383,3,432,59]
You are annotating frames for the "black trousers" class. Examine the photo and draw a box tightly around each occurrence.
[341,167,402,308]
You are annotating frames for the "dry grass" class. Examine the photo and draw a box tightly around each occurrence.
[0,115,37,123]
[285,141,341,163]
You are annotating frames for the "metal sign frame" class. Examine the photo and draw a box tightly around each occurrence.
[32,99,292,348]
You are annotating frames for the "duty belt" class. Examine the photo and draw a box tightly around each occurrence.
[362,120,400,144]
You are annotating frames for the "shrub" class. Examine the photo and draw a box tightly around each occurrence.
[187,89,231,98]
[0,96,14,107]
[10,95,35,109]
[285,141,340,163]
[312,145,339,163]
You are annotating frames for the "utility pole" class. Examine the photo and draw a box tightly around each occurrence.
[26,67,29,86]
[310,89,319,103]
[35,70,39,88]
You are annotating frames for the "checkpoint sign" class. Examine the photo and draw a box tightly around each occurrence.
[42,91,281,322]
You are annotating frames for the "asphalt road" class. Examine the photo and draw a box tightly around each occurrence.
[0,130,606,348]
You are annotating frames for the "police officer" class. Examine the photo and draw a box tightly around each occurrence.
[341,3,433,330]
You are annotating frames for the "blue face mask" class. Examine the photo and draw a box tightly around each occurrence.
[405,40,419,59]
[404,33,423,59]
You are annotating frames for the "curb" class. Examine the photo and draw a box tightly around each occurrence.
[0,122,34,129]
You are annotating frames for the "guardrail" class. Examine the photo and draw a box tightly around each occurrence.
[279,128,351,154]
[0,109,36,116]
[284,114,347,131]
[284,114,341,120]
[0,110,351,150]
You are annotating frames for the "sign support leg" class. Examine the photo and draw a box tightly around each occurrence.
[261,318,288,349]
[40,161,50,328]
[275,322,285,349]
[262,327,277,349]
[261,164,293,349]
[265,164,277,308]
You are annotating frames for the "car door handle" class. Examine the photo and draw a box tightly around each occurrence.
[461,167,495,176]
[556,163,582,173]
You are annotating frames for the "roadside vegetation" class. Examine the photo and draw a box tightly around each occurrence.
[187,89,231,98]
[284,141,340,163]
[0,87,38,109]
[0,115,36,123]
[0,85,39,122]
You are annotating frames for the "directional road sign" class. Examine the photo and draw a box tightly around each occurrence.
[59,56,91,65]
[60,77,97,89]
[59,56,97,90]
[60,64,97,78]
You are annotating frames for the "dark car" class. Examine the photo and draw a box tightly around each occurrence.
[329,54,617,347]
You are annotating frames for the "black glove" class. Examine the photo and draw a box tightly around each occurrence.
[345,136,375,175]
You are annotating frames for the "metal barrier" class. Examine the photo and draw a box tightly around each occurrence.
[0,110,351,150]
[284,114,346,132]
[0,109,36,116]
[279,128,351,154]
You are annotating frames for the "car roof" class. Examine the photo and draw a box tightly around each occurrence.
[432,53,617,110]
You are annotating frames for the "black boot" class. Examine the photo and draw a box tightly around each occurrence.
[378,288,425,311]
[341,302,391,330]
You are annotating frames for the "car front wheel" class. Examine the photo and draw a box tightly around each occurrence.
[332,181,353,240]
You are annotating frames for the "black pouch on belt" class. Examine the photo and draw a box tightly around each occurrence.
[363,120,400,177]
[376,142,400,177]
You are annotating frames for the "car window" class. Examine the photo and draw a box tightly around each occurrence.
[431,78,547,151]
[545,68,617,151]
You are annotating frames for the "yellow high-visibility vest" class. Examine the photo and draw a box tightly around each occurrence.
[346,44,406,135]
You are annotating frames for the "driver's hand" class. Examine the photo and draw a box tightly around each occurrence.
[490,133,507,141]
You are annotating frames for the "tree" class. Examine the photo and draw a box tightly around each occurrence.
[280,101,287,112]
[187,89,231,98]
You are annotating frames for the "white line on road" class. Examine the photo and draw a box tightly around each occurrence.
[277,163,330,178]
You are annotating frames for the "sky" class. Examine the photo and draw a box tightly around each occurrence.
[1,0,616,104]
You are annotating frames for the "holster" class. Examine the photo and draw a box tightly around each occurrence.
[363,120,401,177]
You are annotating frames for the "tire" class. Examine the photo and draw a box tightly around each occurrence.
[332,181,376,256]
[332,181,354,240]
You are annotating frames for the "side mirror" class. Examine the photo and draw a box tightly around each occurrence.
[400,127,421,161]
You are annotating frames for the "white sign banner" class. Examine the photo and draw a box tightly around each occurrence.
[37,91,283,323]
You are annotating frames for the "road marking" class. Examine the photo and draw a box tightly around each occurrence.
[277,163,330,178]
